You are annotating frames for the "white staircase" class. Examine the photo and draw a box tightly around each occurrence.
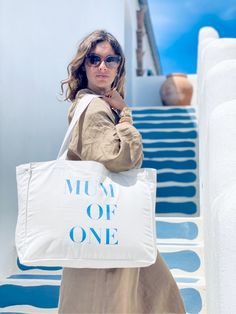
[156,217,206,313]
[0,105,206,313]
[133,106,206,314]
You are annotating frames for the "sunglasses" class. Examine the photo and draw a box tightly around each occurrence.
[85,53,121,69]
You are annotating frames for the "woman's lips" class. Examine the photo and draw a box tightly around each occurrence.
[96,74,109,78]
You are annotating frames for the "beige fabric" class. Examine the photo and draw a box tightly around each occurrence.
[67,89,143,172]
[58,89,186,313]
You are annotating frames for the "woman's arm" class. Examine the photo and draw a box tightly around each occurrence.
[69,97,143,172]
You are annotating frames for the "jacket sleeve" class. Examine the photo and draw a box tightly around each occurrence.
[73,97,143,172]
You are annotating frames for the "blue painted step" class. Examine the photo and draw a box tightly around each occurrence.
[156,201,197,214]
[157,172,197,183]
[132,107,196,114]
[156,186,197,198]
[0,284,59,308]
[143,141,195,148]
[133,115,197,121]
[140,130,197,140]
[161,250,201,273]
[0,282,203,314]
[181,287,202,314]
[134,121,197,129]
[156,220,199,240]
[144,150,196,158]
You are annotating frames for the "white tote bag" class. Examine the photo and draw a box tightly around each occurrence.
[15,94,157,268]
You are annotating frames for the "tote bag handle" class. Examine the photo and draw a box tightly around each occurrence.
[57,94,100,159]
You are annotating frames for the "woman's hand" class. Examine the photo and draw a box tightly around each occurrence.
[101,89,127,111]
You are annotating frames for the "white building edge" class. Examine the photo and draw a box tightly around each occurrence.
[197,26,236,314]
[1,0,236,313]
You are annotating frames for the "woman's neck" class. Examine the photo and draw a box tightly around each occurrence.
[87,84,111,95]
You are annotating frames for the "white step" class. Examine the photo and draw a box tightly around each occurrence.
[1,276,60,286]
[0,305,58,313]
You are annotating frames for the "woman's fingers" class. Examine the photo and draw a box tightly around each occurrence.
[104,88,116,98]
[101,91,126,111]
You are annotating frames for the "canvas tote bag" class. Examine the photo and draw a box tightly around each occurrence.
[15,94,157,268]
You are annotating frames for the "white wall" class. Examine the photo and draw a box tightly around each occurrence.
[124,0,139,105]
[197,26,236,313]
[133,74,197,107]
[0,0,190,277]
[134,76,165,106]
[0,0,126,277]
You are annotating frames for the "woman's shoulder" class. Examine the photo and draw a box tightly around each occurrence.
[85,97,115,124]
[68,88,93,119]
[87,96,111,115]
[68,89,114,123]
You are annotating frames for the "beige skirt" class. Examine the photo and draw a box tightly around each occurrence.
[58,252,185,314]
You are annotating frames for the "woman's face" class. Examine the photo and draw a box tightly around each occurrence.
[84,41,119,94]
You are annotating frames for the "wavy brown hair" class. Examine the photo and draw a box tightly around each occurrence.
[61,30,126,101]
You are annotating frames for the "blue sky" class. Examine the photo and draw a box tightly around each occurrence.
[148,0,236,74]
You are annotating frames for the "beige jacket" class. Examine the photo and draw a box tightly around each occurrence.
[67,89,143,172]
[58,89,186,314]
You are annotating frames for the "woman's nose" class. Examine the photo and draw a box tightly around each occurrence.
[98,60,108,70]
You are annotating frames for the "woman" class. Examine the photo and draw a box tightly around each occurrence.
[58,30,185,314]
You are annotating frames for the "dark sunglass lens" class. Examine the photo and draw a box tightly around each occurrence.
[106,56,120,64]
[105,56,121,68]
[88,54,100,65]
